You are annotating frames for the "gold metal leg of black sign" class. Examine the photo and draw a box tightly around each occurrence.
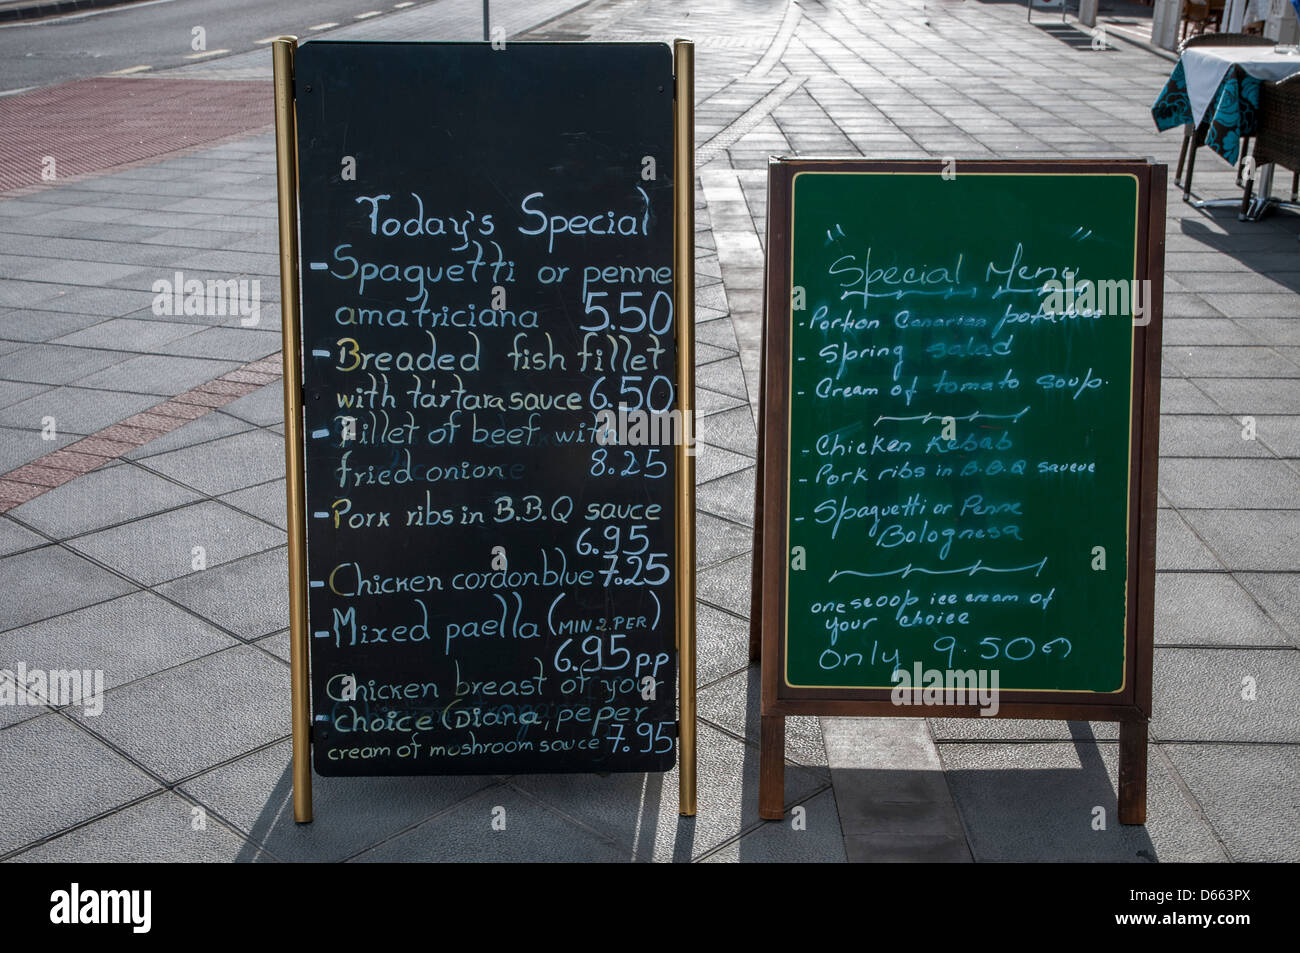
[674,38,697,818]
[273,35,313,825]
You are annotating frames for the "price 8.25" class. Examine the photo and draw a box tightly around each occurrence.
[590,447,667,478]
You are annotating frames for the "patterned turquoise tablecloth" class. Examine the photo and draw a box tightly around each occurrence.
[1152,59,1261,165]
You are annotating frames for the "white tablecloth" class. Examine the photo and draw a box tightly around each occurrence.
[1181,45,1300,125]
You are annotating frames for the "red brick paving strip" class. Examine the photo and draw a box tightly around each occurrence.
[0,77,273,194]
[0,353,284,513]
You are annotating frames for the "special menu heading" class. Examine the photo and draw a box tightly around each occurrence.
[294,41,680,775]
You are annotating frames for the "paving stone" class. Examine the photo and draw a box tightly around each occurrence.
[0,515,44,557]
[695,439,756,486]
[702,788,848,862]
[0,715,160,855]
[695,385,748,418]
[939,742,1226,862]
[0,590,235,690]
[697,601,753,687]
[139,428,286,496]
[51,317,201,352]
[73,644,288,782]
[67,500,285,586]
[0,544,135,633]
[124,409,255,460]
[695,510,753,571]
[841,829,972,862]
[695,354,749,399]
[1194,377,1300,415]
[157,547,288,640]
[1161,318,1245,346]
[1164,345,1300,379]
[696,466,756,527]
[350,784,632,862]
[0,344,131,385]
[1232,572,1300,642]
[180,740,494,862]
[155,326,282,362]
[0,425,76,470]
[1155,572,1290,647]
[22,286,156,318]
[0,310,103,343]
[1156,509,1224,571]
[694,318,739,352]
[1158,413,1273,458]
[0,672,45,730]
[0,385,161,436]
[1162,743,1300,862]
[1237,318,1300,346]
[1151,647,1300,743]
[1181,509,1300,571]
[928,717,1120,742]
[219,479,287,530]
[1158,378,1220,414]
[253,629,290,663]
[0,379,47,408]
[1158,458,1300,509]
[77,354,240,397]
[511,721,828,861]
[213,382,283,426]
[698,552,753,618]
[694,404,757,457]
[8,791,253,863]
[8,462,200,537]
[698,667,829,773]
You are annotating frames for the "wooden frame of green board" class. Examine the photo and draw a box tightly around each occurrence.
[749,157,1165,826]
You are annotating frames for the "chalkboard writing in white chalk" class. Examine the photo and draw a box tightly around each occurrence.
[293,41,679,775]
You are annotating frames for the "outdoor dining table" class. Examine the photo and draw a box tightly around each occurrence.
[1153,42,1300,217]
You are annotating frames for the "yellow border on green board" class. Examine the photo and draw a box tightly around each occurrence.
[782,169,1140,694]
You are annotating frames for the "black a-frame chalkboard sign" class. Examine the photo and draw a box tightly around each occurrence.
[272,38,698,822]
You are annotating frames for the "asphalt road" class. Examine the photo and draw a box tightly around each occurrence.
[0,0,476,92]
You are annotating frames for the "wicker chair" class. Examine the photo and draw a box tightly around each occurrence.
[1175,32,1275,201]
[1240,74,1300,215]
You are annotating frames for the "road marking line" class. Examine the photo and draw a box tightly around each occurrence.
[109,65,153,75]
[184,48,230,59]
[356,10,382,19]
[395,2,414,7]
[254,37,280,45]
[309,22,339,30]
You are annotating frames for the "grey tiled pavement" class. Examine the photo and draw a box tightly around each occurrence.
[1,0,1297,862]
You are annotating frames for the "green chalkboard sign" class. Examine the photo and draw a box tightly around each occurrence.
[788,169,1137,693]
[752,158,1165,821]
[756,159,1163,703]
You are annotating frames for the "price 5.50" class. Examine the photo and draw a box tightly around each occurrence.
[582,289,673,334]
